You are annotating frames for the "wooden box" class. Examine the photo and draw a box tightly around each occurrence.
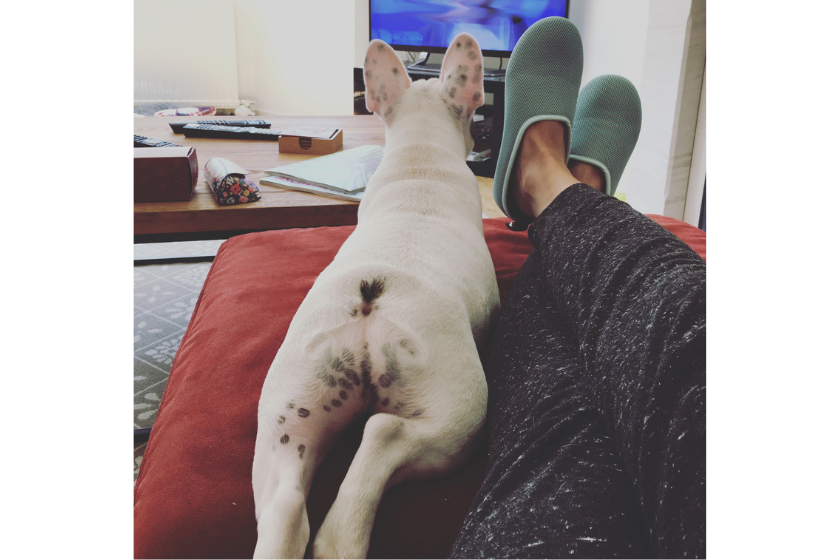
[278,128,343,155]
[134,147,198,203]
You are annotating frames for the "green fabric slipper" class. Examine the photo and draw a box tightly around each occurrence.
[568,75,642,197]
[493,16,584,229]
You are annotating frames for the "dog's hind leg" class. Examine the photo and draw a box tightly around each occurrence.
[311,367,486,559]
[253,332,369,558]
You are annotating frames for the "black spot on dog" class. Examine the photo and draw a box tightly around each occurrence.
[341,348,355,366]
[277,415,286,424]
[392,67,398,75]
[378,343,402,388]
[332,353,361,386]
[323,405,332,412]
[364,70,372,79]
[411,409,424,417]
[384,106,394,117]
[351,308,358,317]
[465,39,473,48]
[381,398,390,407]
[458,74,468,86]
[332,398,342,407]
[360,277,386,304]
[318,367,337,387]
[473,92,481,102]
[280,434,290,444]
[338,377,354,390]
[287,402,295,409]
[382,92,388,101]
[298,408,310,418]
[468,50,477,60]
[377,44,385,52]
[456,41,461,48]
[451,104,464,118]
[298,444,306,459]
[348,371,362,386]
[339,390,349,400]
[449,87,456,99]
[456,65,468,80]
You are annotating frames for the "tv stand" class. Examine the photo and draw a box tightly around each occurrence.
[407,55,506,80]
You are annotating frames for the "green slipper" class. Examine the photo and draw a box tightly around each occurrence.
[493,16,584,230]
[568,75,642,197]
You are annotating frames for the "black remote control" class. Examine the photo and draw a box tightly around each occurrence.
[181,123,284,140]
[134,134,183,148]
[169,119,272,133]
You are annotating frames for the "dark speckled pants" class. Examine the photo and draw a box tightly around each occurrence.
[451,184,706,559]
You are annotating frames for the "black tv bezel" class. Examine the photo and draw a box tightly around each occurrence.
[368,0,570,58]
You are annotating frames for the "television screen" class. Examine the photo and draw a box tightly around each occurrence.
[370,0,568,55]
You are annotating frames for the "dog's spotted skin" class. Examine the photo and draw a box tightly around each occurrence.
[252,33,498,559]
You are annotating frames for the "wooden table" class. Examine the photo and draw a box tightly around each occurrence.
[134,114,503,243]
[134,115,386,242]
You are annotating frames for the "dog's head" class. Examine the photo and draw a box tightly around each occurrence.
[363,34,484,157]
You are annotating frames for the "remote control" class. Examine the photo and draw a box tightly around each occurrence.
[134,134,183,148]
[169,119,272,133]
[181,123,284,140]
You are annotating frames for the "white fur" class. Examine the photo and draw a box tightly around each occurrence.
[252,34,499,559]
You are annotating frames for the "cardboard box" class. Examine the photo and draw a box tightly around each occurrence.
[134,146,198,203]
[278,128,343,155]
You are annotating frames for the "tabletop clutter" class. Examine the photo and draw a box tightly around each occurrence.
[134,120,384,205]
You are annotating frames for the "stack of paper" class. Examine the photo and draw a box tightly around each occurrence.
[260,145,385,202]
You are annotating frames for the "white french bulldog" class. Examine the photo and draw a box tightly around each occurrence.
[252,34,499,559]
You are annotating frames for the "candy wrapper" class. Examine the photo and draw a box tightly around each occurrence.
[203,157,262,205]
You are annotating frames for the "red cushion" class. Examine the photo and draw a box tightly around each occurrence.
[134,216,705,559]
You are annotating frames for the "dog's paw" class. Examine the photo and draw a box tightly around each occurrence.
[312,508,371,560]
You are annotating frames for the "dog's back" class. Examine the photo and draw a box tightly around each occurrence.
[252,34,499,559]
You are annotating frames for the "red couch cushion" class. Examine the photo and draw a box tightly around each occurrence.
[134,216,705,559]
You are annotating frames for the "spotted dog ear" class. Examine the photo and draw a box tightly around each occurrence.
[364,40,411,120]
[439,33,484,121]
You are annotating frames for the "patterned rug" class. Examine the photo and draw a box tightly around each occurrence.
[134,240,224,482]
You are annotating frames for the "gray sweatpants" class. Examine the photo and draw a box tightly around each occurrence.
[451,184,706,558]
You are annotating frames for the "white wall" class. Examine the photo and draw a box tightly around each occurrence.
[569,0,650,93]
[136,0,354,116]
[235,0,354,116]
[135,0,241,107]
[619,0,704,217]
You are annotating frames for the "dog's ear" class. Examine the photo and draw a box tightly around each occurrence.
[364,40,411,120]
[439,33,484,121]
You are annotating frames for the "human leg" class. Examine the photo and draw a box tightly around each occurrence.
[450,254,654,559]
[506,106,706,557]
[526,181,706,558]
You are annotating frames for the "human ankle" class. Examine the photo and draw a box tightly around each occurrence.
[568,160,605,193]
[512,121,579,218]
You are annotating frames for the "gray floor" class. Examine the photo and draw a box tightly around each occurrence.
[134,239,225,482]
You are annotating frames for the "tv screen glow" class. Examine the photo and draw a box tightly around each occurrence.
[370,0,568,55]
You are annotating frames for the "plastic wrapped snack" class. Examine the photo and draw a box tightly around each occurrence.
[203,157,262,205]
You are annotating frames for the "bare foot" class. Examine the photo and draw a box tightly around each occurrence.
[511,120,603,220]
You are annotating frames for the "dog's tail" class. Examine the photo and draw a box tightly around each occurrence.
[354,276,386,318]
